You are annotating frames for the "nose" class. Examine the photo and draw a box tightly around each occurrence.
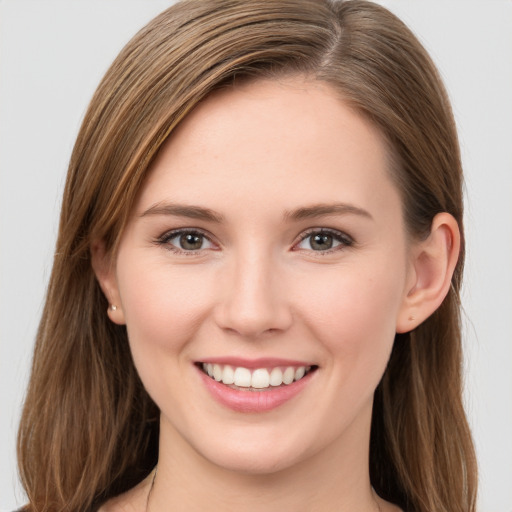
[213,249,293,339]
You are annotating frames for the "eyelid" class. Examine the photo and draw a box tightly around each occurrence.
[155,227,218,255]
[154,226,354,255]
[293,227,354,253]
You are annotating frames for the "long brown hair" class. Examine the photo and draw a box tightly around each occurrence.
[17,1,477,511]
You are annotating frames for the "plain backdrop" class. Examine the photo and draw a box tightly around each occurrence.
[1,1,511,510]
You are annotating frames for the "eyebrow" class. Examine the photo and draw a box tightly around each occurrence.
[283,202,373,222]
[140,201,373,223]
[140,202,225,223]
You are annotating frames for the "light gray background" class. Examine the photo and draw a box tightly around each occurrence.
[1,1,511,510]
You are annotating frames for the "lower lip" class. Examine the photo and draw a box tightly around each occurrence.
[197,367,314,413]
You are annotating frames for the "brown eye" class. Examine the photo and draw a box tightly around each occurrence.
[159,229,215,253]
[296,229,353,252]
[179,233,204,250]
[310,233,334,250]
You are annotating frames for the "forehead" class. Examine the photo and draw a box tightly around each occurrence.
[137,78,401,220]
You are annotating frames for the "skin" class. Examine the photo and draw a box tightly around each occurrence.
[95,78,459,512]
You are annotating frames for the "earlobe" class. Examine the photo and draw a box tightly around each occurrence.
[90,240,126,325]
[396,213,460,333]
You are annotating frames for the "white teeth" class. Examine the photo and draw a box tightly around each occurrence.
[251,368,270,389]
[222,365,235,385]
[202,363,311,389]
[233,367,252,387]
[283,367,295,385]
[213,364,222,381]
[269,367,283,386]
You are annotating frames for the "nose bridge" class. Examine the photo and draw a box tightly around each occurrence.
[215,242,291,337]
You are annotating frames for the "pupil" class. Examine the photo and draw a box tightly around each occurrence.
[180,233,202,250]
[311,233,333,250]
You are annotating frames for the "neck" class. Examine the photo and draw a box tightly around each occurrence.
[148,412,378,512]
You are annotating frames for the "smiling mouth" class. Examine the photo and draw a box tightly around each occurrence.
[197,362,318,391]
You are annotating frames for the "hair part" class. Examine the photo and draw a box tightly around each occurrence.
[18,1,477,511]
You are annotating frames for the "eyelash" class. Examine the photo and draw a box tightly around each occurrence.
[155,229,215,256]
[295,228,354,255]
[155,227,354,256]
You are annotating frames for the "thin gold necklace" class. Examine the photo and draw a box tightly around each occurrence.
[145,467,157,512]
[373,488,383,512]
[145,467,382,512]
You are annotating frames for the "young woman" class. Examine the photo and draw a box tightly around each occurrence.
[16,1,477,511]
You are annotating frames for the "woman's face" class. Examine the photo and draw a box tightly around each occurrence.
[107,78,416,474]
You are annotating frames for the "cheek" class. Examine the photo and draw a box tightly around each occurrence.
[114,253,221,417]
[115,253,215,365]
[297,258,405,363]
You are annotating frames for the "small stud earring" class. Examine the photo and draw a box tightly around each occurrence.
[110,304,117,311]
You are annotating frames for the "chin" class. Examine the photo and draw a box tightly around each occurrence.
[210,450,302,476]
[191,429,311,476]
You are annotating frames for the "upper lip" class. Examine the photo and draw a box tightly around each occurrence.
[197,357,317,369]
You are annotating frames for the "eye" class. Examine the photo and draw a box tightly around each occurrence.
[157,229,215,254]
[295,229,353,253]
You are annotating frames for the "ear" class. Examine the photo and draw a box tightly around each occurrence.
[90,240,126,325]
[396,212,460,333]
